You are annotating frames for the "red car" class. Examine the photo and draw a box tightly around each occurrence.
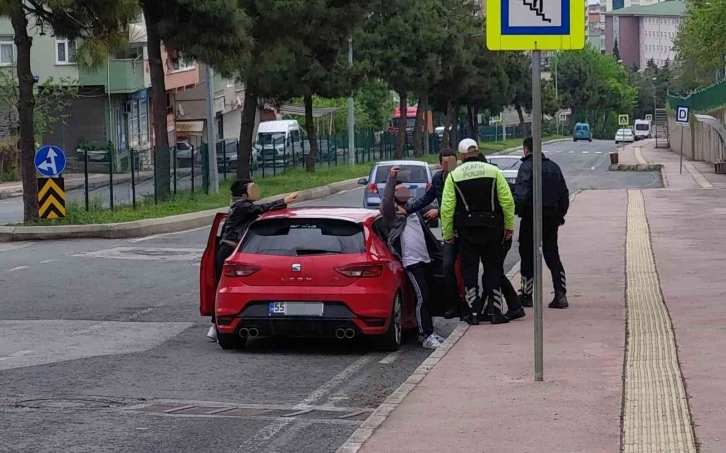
[199,207,452,351]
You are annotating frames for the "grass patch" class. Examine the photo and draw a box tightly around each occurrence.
[24,157,441,226]
[478,135,564,154]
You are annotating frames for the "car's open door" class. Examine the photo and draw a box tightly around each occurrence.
[199,213,227,317]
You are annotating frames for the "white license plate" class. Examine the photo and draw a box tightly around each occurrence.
[268,302,324,316]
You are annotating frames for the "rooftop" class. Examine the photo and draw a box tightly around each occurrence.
[605,0,686,17]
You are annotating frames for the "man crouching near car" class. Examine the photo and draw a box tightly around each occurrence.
[208,179,299,341]
[380,166,445,349]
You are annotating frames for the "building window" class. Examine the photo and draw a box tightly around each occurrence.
[0,35,14,65]
[129,101,139,148]
[55,39,76,64]
[139,99,149,144]
[168,57,194,73]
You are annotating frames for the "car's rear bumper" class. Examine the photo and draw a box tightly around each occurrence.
[215,284,395,337]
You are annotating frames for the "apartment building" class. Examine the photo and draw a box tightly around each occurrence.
[604,1,685,69]
[588,1,607,53]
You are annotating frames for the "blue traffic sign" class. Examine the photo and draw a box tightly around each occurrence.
[34,145,66,177]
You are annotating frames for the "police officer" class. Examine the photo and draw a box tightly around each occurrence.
[514,137,570,309]
[441,139,516,325]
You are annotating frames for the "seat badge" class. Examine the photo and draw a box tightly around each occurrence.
[292,263,302,272]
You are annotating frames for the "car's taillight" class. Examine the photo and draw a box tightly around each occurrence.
[425,182,432,191]
[335,264,383,278]
[367,183,379,194]
[223,263,260,277]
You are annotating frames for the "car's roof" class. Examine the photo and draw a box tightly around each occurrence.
[258,207,380,223]
[257,120,299,132]
[372,160,429,167]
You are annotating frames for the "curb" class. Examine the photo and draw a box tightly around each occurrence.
[609,163,663,172]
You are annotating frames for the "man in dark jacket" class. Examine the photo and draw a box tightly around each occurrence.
[406,148,460,319]
[514,137,570,309]
[381,166,444,349]
[208,179,299,341]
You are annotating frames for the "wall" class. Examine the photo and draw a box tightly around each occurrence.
[640,15,680,67]
[667,112,724,164]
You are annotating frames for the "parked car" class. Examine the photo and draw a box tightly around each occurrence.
[358,160,432,210]
[485,155,522,192]
[217,139,259,174]
[615,128,635,144]
[573,122,593,142]
[199,208,451,351]
[175,140,197,165]
[257,120,306,168]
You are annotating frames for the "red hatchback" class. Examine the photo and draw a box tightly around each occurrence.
[200,207,449,351]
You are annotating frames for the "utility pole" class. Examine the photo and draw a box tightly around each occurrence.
[205,64,219,193]
[347,35,355,167]
[531,50,544,382]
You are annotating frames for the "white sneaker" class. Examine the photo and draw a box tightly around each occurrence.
[419,333,446,343]
[422,334,443,349]
[207,325,218,342]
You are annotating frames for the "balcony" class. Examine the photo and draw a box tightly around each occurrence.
[79,59,148,94]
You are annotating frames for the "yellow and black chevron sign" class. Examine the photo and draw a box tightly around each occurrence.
[37,177,66,219]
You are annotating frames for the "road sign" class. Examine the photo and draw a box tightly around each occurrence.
[490,114,502,124]
[34,145,66,177]
[560,108,571,115]
[559,113,567,121]
[37,177,66,219]
[676,106,690,125]
[486,0,586,50]
[645,114,653,122]
[618,114,629,126]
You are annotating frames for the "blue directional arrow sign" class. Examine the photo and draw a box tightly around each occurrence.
[34,145,66,177]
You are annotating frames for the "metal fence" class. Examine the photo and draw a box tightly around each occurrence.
[70,123,533,212]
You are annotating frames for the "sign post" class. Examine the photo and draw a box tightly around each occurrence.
[618,114,629,154]
[487,0,584,382]
[34,145,67,219]
[675,106,690,175]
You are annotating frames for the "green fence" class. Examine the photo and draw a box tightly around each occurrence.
[668,78,726,113]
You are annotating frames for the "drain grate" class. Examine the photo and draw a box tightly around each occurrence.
[15,397,127,410]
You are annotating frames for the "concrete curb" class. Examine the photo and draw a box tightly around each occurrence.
[608,163,663,172]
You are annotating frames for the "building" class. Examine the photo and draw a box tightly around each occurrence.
[606,0,668,12]
[604,1,686,69]
[588,1,607,53]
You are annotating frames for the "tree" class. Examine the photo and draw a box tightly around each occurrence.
[505,52,533,129]
[140,0,251,198]
[612,38,620,62]
[0,0,138,222]
[541,79,560,118]
[357,80,396,131]
[673,0,726,89]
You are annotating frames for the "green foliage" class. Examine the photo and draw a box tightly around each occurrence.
[673,0,726,91]
[612,38,620,62]
[357,79,396,131]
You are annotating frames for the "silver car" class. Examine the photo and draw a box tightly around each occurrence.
[485,155,522,192]
[358,160,433,210]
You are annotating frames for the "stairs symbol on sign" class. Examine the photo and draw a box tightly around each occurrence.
[522,0,552,23]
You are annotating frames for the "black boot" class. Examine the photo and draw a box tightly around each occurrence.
[443,309,458,320]
[519,293,533,307]
[462,312,480,325]
[490,312,510,325]
[548,291,569,309]
[505,307,526,321]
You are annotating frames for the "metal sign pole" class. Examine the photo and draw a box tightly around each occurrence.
[532,50,544,382]
[680,127,684,174]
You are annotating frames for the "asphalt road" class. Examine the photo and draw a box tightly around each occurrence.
[0,139,661,453]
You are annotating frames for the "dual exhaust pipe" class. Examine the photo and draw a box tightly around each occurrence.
[238,327,259,338]
[335,328,356,339]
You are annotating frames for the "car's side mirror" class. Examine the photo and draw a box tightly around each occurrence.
[358,178,368,185]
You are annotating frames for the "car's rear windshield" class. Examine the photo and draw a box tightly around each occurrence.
[576,124,588,131]
[487,157,521,170]
[240,218,366,256]
[635,123,650,131]
[374,165,428,183]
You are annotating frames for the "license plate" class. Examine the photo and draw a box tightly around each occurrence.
[268,302,324,316]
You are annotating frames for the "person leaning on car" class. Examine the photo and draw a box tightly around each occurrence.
[406,148,461,319]
[207,179,299,342]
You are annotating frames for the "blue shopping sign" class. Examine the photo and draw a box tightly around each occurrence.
[34,145,66,177]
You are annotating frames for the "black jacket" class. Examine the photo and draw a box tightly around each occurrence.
[380,173,442,263]
[407,170,444,215]
[220,197,287,246]
[513,154,569,218]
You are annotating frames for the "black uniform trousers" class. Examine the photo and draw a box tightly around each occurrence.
[458,228,505,317]
[518,216,566,296]
[481,238,522,315]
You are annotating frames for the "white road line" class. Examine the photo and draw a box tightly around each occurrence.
[0,242,30,253]
[379,351,401,364]
[591,166,596,170]
[596,151,603,154]
[568,151,575,154]
[0,350,33,362]
[39,259,58,264]
[6,266,29,272]
[129,225,209,243]
[582,151,589,154]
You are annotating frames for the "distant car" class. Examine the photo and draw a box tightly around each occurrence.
[358,160,433,210]
[573,123,592,142]
[634,119,651,140]
[217,139,259,173]
[615,128,635,144]
[176,140,197,164]
[485,155,522,192]
[199,208,452,351]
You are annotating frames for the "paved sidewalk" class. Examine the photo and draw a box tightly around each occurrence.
[341,186,726,453]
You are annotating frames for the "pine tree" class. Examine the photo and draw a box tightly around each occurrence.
[613,38,621,62]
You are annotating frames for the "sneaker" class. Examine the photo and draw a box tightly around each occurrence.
[519,293,533,308]
[433,333,446,343]
[422,334,443,349]
[491,313,510,325]
[548,292,569,309]
[207,325,218,341]
[505,307,526,321]
[419,333,446,343]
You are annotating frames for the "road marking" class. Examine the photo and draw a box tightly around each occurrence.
[6,266,29,272]
[129,226,209,243]
[39,259,58,264]
[568,151,575,154]
[73,247,204,261]
[0,350,33,362]
[582,151,589,154]
[591,166,596,170]
[596,151,603,154]
[556,151,562,153]
[379,351,401,364]
[0,242,30,253]
[684,163,714,188]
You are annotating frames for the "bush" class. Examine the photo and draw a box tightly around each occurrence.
[0,136,19,181]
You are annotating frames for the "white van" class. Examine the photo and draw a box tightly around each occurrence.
[634,119,651,141]
[255,120,306,167]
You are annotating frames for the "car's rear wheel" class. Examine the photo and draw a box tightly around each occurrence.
[217,329,247,350]
[573,137,577,142]
[375,292,402,352]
